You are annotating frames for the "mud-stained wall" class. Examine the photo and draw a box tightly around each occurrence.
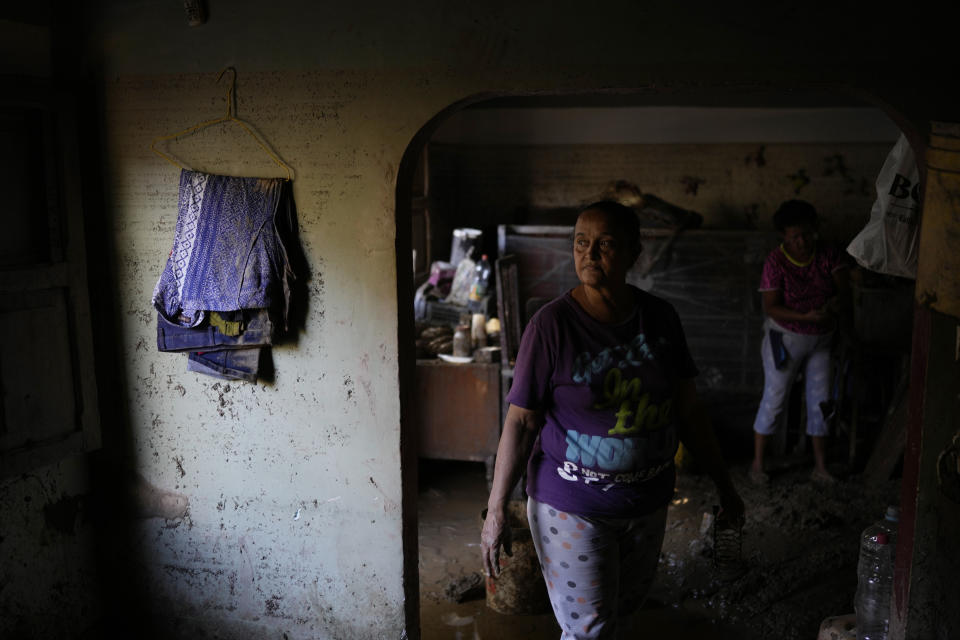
[429,142,892,244]
[103,70,456,638]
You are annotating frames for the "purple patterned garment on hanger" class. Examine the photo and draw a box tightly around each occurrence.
[152,170,291,327]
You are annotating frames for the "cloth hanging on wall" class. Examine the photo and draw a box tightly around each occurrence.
[155,309,273,353]
[152,170,293,327]
[152,169,296,382]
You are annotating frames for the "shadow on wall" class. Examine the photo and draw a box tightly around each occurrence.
[0,70,313,638]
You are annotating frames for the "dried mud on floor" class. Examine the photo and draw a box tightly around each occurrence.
[418,459,900,640]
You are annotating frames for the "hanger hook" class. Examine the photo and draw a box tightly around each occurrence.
[216,66,237,117]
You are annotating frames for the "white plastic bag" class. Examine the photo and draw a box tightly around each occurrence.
[847,134,921,278]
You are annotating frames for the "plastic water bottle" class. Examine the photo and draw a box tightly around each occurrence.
[855,506,899,640]
[468,255,492,310]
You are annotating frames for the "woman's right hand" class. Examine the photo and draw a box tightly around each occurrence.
[480,506,513,577]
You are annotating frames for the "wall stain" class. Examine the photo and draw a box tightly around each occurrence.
[265,594,282,616]
[745,145,767,167]
[358,354,376,416]
[681,175,706,196]
[360,377,375,415]
[822,153,850,179]
[787,168,811,194]
[367,476,397,513]
[42,495,82,536]
[207,381,239,419]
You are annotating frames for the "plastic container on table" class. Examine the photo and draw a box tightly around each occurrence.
[468,255,492,311]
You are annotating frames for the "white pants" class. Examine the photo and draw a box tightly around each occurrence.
[752,320,833,437]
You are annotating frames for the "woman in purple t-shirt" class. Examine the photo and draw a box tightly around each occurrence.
[480,201,744,639]
[750,200,850,486]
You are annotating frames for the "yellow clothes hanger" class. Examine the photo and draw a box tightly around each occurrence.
[149,67,293,181]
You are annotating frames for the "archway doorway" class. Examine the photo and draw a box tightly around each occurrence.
[396,87,918,640]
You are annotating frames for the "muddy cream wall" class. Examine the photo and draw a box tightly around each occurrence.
[102,67,550,638]
[104,71,450,638]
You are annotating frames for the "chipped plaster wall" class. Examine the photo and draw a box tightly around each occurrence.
[104,71,445,638]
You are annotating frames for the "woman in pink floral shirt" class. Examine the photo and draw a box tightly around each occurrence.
[751,200,849,485]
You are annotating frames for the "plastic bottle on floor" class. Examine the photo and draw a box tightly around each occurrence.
[855,506,899,640]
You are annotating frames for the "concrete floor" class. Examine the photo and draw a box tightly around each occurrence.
[417,453,900,640]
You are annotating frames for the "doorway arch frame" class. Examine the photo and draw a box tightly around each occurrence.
[393,84,926,639]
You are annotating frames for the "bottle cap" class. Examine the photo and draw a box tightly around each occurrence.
[876,533,889,545]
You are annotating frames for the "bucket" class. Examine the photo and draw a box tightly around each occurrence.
[481,501,551,615]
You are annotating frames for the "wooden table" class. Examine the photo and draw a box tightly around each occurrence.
[414,360,501,465]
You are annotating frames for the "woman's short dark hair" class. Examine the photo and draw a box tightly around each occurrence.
[578,200,641,255]
[773,199,819,232]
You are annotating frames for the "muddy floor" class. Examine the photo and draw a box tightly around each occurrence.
[418,454,900,640]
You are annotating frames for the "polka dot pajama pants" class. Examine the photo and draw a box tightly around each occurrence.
[527,498,668,639]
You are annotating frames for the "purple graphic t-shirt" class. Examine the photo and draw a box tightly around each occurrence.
[506,287,698,518]
[758,246,849,335]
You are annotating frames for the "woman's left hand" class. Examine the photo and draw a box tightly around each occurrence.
[481,506,513,577]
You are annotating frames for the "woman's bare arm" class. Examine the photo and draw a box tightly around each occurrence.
[481,404,544,577]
